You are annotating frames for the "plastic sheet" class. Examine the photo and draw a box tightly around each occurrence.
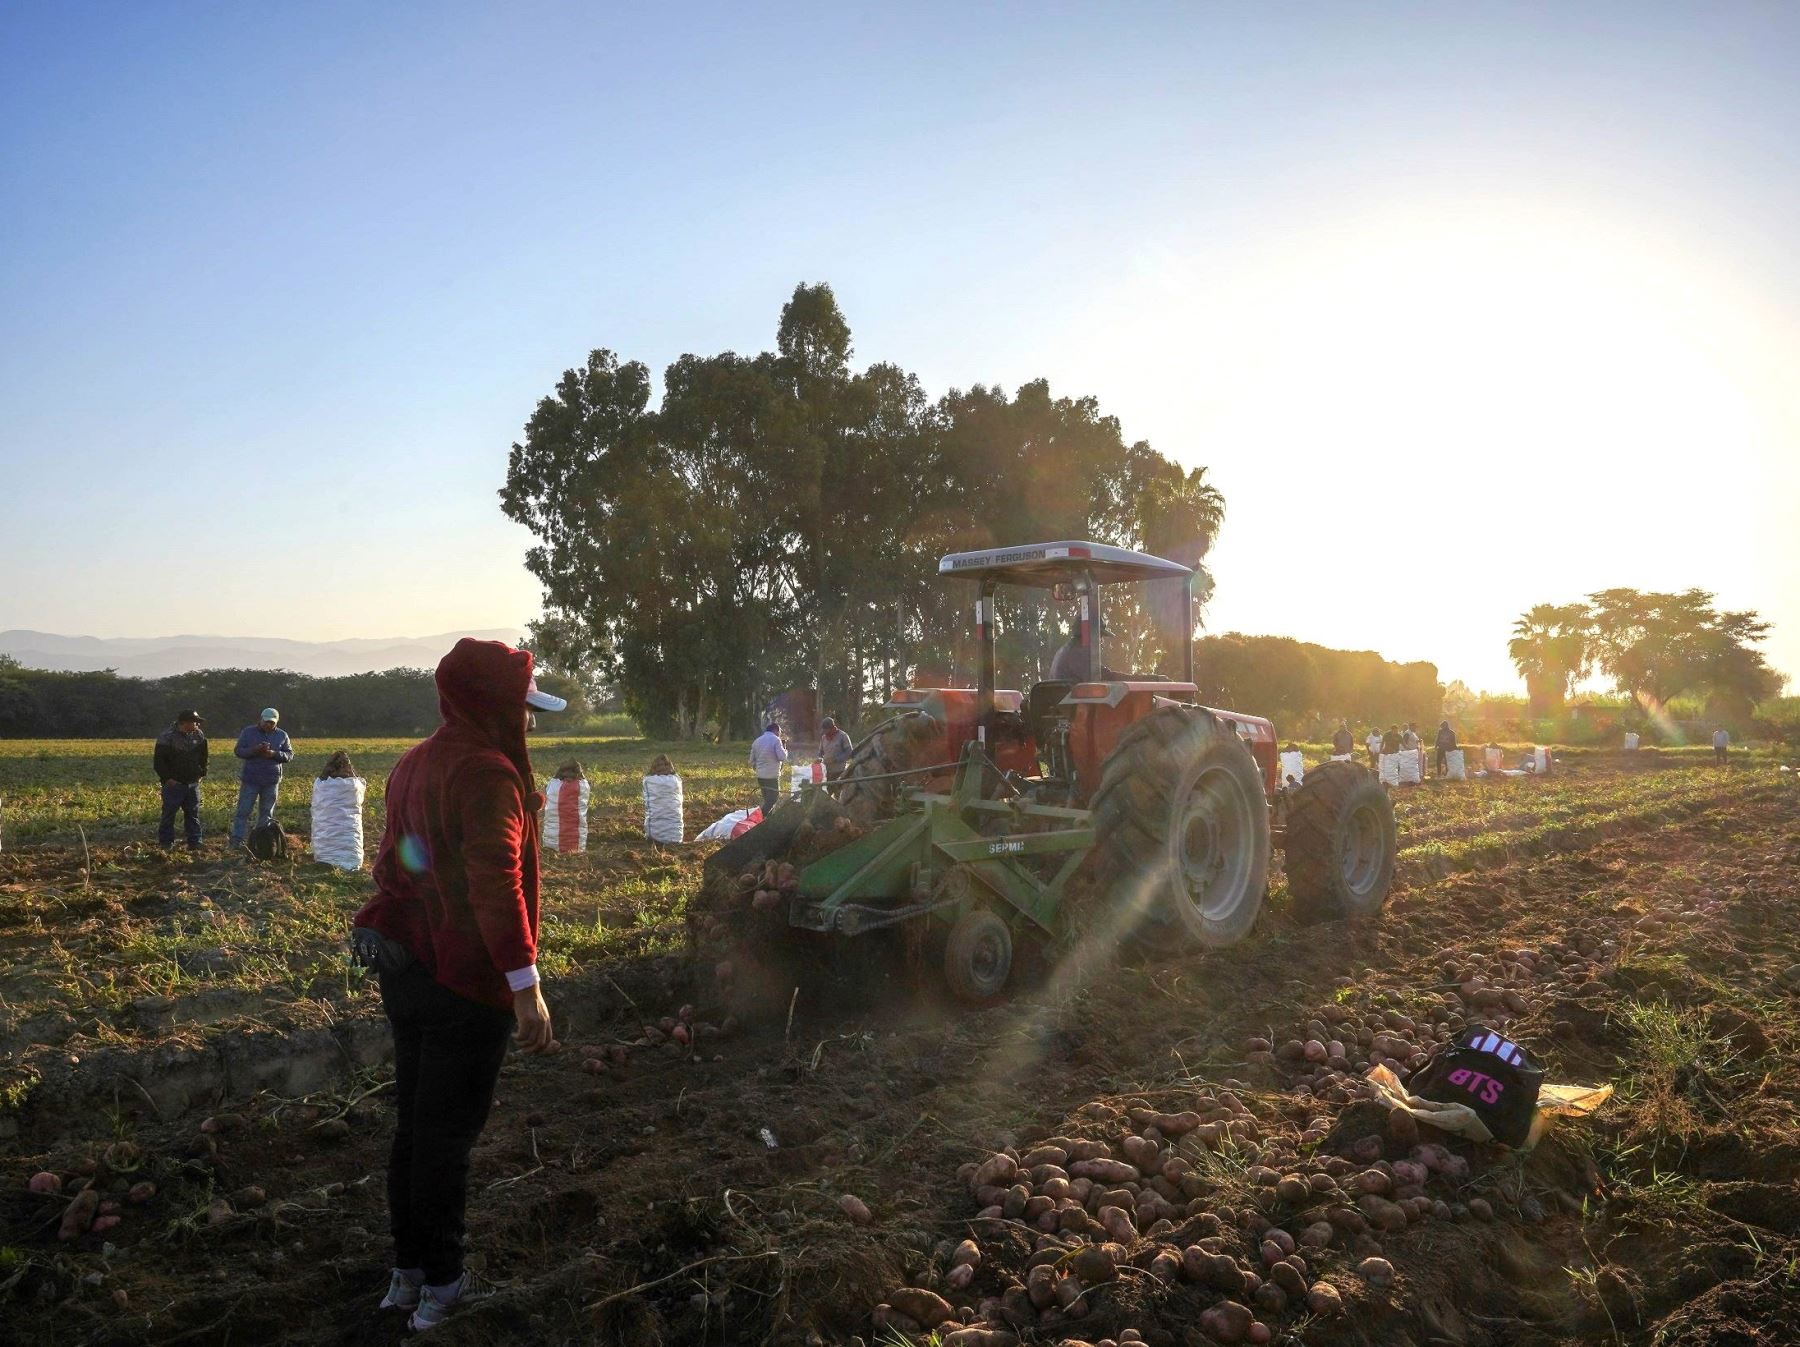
[308,776,366,870]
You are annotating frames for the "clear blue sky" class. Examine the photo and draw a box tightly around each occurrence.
[3,2,1797,693]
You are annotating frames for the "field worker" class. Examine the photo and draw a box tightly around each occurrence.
[819,716,854,781]
[1331,722,1354,758]
[1382,725,1403,756]
[1713,726,1729,765]
[153,710,208,850]
[1401,723,1420,752]
[350,639,566,1331]
[230,707,293,848]
[1435,721,1458,777]
[750,721,787,813]
[1365,727,1382,768]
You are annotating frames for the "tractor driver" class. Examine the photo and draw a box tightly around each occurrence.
[1048,618,1126,682]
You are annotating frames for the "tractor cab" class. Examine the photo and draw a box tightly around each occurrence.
[889,541,1277,803]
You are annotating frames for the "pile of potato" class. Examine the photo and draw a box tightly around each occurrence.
[867,1082,1482,1345]
[859,930,1624,1345]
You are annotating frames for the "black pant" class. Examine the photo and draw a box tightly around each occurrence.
[1435,747,1449,775]
[158,782,201,847]
[379,965,512,1285]
[758,777,779,814]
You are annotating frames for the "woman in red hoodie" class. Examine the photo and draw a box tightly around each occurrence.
[351,638,566,1331]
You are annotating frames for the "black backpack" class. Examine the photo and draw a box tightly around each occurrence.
[246,821,290,861]
[1410,1026,1545,1147]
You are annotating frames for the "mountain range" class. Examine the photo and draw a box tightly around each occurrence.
[0,629,526,679]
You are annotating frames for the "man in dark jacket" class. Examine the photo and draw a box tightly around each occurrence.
[1381,725,1403,756]
[351,639,565,1331]
[230,708,293,847]
[1434,721,1458,777]
[1331,722,1354,758]
[153,711,208,849]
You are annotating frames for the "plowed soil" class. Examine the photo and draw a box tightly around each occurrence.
[3,759,1797,1346]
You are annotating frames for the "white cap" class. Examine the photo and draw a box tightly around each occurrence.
[524,679,567,712]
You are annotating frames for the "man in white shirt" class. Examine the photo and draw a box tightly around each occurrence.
[749,722,788,813]
[1712,726,1729,766]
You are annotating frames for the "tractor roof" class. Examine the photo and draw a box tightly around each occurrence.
[937,540,1193,587]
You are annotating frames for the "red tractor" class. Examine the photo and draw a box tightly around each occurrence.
[713,540,1397,1001]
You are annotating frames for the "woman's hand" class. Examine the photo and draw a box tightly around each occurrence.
[512,984,558,1054]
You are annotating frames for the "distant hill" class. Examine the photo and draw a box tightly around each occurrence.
[0,629,525,679]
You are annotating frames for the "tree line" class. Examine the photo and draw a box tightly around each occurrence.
[1508,589,1781,720]
[502,283,1226,739]
[0,659,588,739]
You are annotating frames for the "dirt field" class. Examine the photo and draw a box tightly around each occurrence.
[2,743,1797,1346]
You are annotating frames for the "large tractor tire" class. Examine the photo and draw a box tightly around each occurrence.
[1283,759,1396,923]
[1090,705,1271,950]
[836,712,948,825]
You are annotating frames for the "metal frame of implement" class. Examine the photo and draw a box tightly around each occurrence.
[786,739,1094,938]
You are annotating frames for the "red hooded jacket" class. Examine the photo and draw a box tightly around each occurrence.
[354,639,543,1012]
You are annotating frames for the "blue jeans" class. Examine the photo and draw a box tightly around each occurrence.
[159,782,202,848]
[231,781,279,846]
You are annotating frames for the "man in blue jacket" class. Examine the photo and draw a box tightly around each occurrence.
[231,707,294,847]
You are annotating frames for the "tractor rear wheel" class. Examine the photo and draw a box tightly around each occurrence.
[1091,705,1270,950]
[1283,759,1396,922]
[943,906,1013,1004]
[835,713,946,825]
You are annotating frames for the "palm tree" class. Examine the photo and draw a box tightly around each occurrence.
[1509,603,1593,716]
[1141,465,1225,564]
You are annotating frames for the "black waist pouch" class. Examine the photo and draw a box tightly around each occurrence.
[1410,1026,1545,1146]
[350,926,416,975]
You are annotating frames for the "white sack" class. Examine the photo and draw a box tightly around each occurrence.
[1397,750,1422,785]
[309,776,366,870]
[542,777,591,852]
[1484,747,1504,773]
[643,773,684,844]
[1623,732,1640,751]
[1530,746,1550,774]
[1378,753,1402,787]
[1444,748,1466,781]
[696,807,754,842]
[1278,750,1305,787]
[789,759,824,797]
[1329,753,1353,763]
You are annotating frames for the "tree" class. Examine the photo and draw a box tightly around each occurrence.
[1586,588,1777,715]
[500,285,1228,738]
[1507,603,1592,716]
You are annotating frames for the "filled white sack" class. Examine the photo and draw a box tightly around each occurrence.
[309,776,366,870]
[1444,748,1466,781]
[543,777,591,852]
[643,773,684,844]
[1278,750,1305,787]
[1378,753,1402,787]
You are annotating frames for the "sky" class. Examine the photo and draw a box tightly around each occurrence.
[2,2,1797,695]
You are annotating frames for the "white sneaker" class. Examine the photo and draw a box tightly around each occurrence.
[380,1269,422,1310]
[408,1270,499,1331]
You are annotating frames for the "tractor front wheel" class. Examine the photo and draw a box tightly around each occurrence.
[1283,759,1396,922]
[943,906,1013,1005]
[1091,705,1270,950]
